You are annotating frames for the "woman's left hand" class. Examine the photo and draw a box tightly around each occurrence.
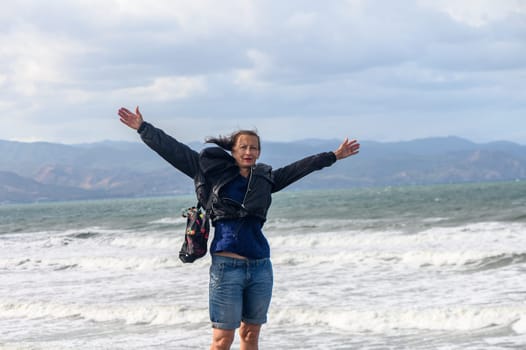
[118,106,144,130]
[333,138,360,160]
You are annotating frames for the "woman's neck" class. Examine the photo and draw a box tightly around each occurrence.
[239,167,251,178]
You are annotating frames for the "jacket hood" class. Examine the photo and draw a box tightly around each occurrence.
[200,147,237,175]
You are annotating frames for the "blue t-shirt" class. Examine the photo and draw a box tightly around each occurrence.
[210,174,270,259]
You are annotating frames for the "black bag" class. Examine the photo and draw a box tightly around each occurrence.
[179,205,210,263]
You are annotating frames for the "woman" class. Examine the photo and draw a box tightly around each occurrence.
[118,106,360,350]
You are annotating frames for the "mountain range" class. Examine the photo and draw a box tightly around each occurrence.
[1,136,525,204]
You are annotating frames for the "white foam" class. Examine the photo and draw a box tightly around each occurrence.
[0,255,184,272]
[271,304,526,334]
[268,221,526,271]
[512,317,526,334]
[0,300,208,326]
[3,226,127,239]
[265,218,371,233]
[148,217,186,225]
[272,244,525,271]
[269,221,525,250]
[109,236,181,249]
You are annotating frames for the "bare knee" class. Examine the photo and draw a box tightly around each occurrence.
[239,322,261,345]
[210,328,235,350]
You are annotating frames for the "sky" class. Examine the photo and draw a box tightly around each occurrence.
[1,0,525,144]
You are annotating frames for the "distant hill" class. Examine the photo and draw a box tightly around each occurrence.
[1,136,525,203]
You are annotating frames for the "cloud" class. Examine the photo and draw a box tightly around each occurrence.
[421,0,526,27]
[116,75,207,102]
[0,0,525,144]
[1,21,78,84]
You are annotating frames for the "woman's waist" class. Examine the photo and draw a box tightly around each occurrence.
[211,253,271,266]
[214,251,248,260]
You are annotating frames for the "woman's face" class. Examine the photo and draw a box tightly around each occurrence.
[231,134,260,169]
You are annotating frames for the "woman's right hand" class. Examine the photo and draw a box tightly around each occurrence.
[118,106,144,130]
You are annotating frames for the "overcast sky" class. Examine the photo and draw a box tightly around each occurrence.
[1,0,525,144]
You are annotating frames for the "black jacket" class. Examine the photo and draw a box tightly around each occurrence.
[138,122,337,223]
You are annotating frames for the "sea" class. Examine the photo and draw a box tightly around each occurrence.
[1,181,526,350]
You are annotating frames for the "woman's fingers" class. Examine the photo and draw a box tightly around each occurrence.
[118,107,142,130]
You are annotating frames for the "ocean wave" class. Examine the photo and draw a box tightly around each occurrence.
[4,299,523,335]
[272,246,526,271]
[67,231,101,239]
[6,227,174,251]
[0,300,208,326]
[109,235,182,249]
[269,221,525,248]
[265,217,378,234]
[464,252,526,272]
[1,227,129,250]
[0,255,188,272]
[3,221,525,273]
[4,227,127,239]
[148,217,186,225]
[271,304,526,334]
[398,250,526,270]
[268,221,526,271]
[279,249,526,270]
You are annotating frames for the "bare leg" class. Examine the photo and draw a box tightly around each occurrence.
[239,322,261,350]
[210,328,235,350]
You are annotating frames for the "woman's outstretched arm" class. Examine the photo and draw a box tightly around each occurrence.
[270,137,360,192]
[117,105,200,179]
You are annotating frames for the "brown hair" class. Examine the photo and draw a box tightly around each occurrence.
[205,130,260,151]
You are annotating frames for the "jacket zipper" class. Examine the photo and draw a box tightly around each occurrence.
[241,166,254,209]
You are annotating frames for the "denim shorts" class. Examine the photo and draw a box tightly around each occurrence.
[209,255,273,330]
